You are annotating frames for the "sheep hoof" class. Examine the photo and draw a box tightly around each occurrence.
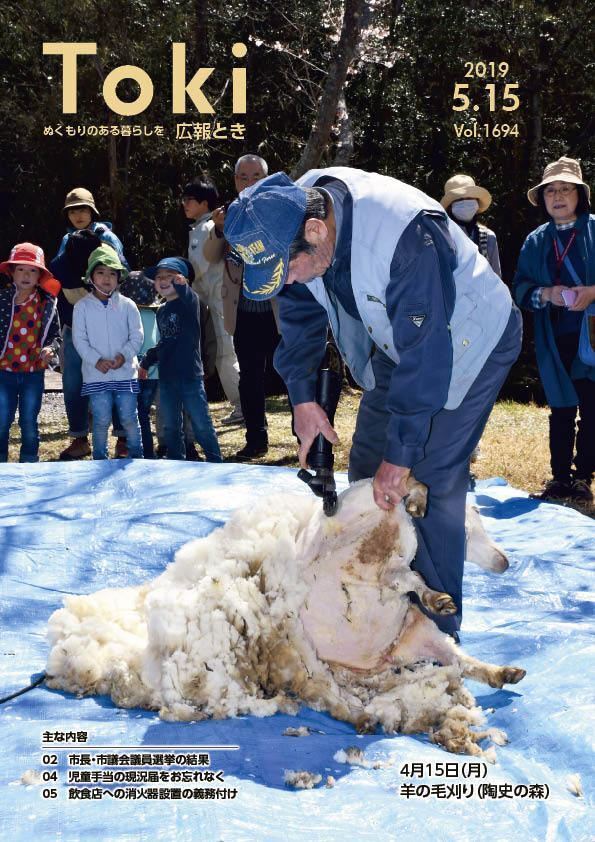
[434,593,457,615]
[424,592,457,616]
[355,714,376,734]
[488,666,526,688]
[501,667,526,685]
[404,478,428,518]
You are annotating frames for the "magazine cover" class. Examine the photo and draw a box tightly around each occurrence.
[1,1,593,840]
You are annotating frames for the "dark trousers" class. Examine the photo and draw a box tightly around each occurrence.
[549,333,595,482]
[138,379,159,458]
[349,306,522,633]
[233,309,280,448]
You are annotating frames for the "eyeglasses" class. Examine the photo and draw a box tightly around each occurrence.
[543,185,577,198]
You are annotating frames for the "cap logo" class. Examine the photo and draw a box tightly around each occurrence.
[244,257,285,297]
[410,314,426,328]
[235,240,266,264]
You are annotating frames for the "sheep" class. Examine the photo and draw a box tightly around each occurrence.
[46,479,525,757]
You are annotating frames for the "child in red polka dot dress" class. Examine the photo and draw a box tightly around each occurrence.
[0,243,61,462]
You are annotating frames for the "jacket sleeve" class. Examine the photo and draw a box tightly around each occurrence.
[203,228,225,264]
[140,344,159,370]
[95,226,129,270]
[174,280,201,315]
[43,300,61,352]
[274,282,329,404]
[488,232,502,278]
[513,235,545,310]
[50,245,84,290]
[53,234,69,261]
[189,223,214,280]
[383,213,454,468]
[72,301,102,366]
[120,301,144,361]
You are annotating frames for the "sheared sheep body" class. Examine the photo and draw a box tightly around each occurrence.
[46,479,524,756]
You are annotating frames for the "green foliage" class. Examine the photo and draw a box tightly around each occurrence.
[0,0,592,396]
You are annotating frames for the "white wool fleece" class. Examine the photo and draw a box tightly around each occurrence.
[45,482,511,757]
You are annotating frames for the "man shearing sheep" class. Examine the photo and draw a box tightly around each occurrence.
[224,167,522,636]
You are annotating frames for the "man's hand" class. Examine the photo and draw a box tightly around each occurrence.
[138,367,148,381]
[211,206,225,232]
[111,353,125,370]
[541,285,570,307]
[373,461,411,511]
[293,401,339,469]
[569,285,595,312]
[95,358,111,374]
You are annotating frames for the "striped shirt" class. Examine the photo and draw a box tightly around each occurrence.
[81,379,140,396]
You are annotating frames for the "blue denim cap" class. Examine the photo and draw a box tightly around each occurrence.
[144,257,193,282]
[224,172,307,300]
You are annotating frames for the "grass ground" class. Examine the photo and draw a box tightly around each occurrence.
[6,389,594,517]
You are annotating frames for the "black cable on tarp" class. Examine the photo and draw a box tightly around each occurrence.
[0,672,47,704]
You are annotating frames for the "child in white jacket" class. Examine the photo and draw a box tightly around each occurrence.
[72,244,144,459]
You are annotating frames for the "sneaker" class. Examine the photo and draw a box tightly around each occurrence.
[234,444,268,462]
[59,436,91,460]
[185,443,203,462]
[156,444,167,459]
[221,407,244,425]
[569,478,594,503]
[114,437,128,459]
[530,479,572,500]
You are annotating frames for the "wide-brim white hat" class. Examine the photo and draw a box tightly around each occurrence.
[441,174,491,213]
[527,157,590,206]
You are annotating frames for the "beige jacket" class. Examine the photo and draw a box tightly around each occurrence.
[203,227,279,335]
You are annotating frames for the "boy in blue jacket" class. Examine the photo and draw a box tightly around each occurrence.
[139,258,222,462]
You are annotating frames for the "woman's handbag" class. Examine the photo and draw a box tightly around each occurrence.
[579,302,595,366]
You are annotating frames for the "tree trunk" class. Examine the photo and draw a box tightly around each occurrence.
[93,56,119,221]
[107,135,118,220]
[193,0,209,66]
[333,93,354,165]
[291,0,367,179]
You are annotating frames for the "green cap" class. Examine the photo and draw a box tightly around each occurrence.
[85,244,128,283]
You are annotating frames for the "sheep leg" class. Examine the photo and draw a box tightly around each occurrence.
[456,652,526,689]
[389,607,526,688]
[387,568,457,617]
[404,476,428,518]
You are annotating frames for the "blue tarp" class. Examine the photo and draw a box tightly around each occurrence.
[0,461,593,841]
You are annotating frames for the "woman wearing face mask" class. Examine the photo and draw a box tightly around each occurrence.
[441,174,502,277]
[513,157,594,503]
[441,174,502,489]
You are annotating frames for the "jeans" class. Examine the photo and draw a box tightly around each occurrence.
[0,370,45,462]
[61,326,125,438]
[159,378,222,461]
[138,379,159,458]
[89,390,143,460]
